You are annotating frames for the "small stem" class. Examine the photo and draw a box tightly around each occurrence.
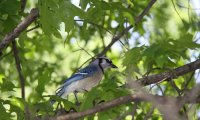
[12,41,25,99]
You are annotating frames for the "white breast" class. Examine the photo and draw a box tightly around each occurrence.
[62,71,103,97]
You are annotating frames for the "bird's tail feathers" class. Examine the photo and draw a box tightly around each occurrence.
[55,86,65,96]
[50,86,66,105]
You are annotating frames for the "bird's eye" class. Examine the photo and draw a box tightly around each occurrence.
[106,59,112,63]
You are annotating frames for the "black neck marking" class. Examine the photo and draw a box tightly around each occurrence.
[98,58,104,74]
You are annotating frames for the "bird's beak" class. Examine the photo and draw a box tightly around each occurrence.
[110,63,118,68]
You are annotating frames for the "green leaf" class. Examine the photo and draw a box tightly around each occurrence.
[2,15,20,33]
[36,70,51,95]
[3,98,25,120]
[0,74,4,84]
[85,6,103,22]
[123,46,145,67]
[39,0,85,37]
[49,95,77,110]
[34,101,54,114]
[80,0,89,10]
[80,87,102,111]
[10,97,25,111]
[176,33,200,49]
[123,12,135,25]
[0,102,11,120]
[0,78,16,92]
[0,0,20,15]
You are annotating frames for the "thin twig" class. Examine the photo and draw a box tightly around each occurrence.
[177,3,200,10]
[0,8,39,52]
[96,0,157,57]
[99,15,106,48]
[96,25,132,57]
[119,40,129,51]
[12,41,25,99]
[99,28,106,48]
[170,81,181,96]
[71,40,95,73]
[74,19,113,35]
[0,50,12,61]
[114,102,138,120]
[76,40,94,58]
[144,106,155,120]
[20,0,27,12]
[156,84,164,95]
[181,72,195,95]
[73,58,93,73]
[26,24,39,32]
[131,102,138,120]
[169,80,189,119]
[187,0,191,23]
[171,0,183,22]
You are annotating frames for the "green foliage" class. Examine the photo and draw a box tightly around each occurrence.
[80,73,129,111]
[0,101,11,120]
[39,0,85,38]
[0,0,20,35]
[124,32,200,75]
[1,78,16,92]
[0,0,200,119]
[36,69,52,96]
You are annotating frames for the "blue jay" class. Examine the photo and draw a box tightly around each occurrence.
[51,57,117,105]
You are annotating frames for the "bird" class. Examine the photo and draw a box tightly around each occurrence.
[50,56,117,105]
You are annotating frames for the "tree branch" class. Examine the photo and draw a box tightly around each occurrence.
[53,93,150,120]
[54,85,200,120]
[0,8,39,53]
[97,0,157,57]
[134,59,200,86]
[12,41,25,99]
[20,0,27,12]
[53,59,200,120]
[181,84,200,105]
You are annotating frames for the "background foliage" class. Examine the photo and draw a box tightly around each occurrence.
[0,0,200,119]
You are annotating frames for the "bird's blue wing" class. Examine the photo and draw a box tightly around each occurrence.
[55,65,98,96]
[63,65,98,86]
